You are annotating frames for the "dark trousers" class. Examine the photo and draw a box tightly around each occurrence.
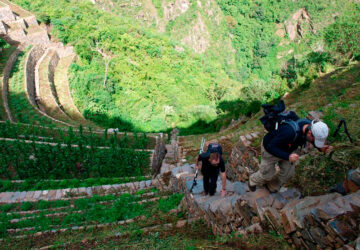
[202,172,219,196]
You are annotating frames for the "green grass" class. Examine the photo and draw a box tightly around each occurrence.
[0,191,179,238]
[7,50,55,126]
[0,121,154,149]
[0,139,151,180]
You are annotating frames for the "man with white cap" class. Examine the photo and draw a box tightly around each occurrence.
[249,119,333,193]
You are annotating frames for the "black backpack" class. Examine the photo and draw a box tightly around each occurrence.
[260,100,308,141]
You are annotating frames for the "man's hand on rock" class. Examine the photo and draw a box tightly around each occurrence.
[289,153,299,163]
[321,145,333,154]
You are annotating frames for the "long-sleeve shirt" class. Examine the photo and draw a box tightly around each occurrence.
[263,120,310,160]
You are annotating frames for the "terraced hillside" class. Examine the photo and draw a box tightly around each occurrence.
[0,0,359,248]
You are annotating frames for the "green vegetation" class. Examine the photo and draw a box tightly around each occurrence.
[10,0,359,134]
[0,121,151,149]
[13,0,241,132]
[0,38,7,50]
[7,49,55,125]
[0,176,151,192]
[0,139,150,179]
[325,7,360,60]
[0,191,181,238]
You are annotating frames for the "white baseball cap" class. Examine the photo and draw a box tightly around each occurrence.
[311,121,329,148]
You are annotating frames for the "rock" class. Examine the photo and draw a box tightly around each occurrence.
[186,178,204,194]
[245,134,252,140]
[311,190,360,221]
[263,207,282,231]
[281,199,303,234]
[139,181,145,189]
[171,164,194,177]
[145,180,152,187]
[307,111,324,121]
[234,182,247,195]
[176,220,187,228]
[309,227,330,248]
[292,193,341,229]
[328,220,357,242]
[239,187,270,210]
[349,167,360,186]
[256,192,292,218]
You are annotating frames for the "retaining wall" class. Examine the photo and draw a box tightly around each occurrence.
[25,45,45,108]
[2,48,22,121]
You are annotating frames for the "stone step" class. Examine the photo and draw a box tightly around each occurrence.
[0,0,33,19]
[280,193,342,234]
[0,180,155,203]
[0,2,15,22]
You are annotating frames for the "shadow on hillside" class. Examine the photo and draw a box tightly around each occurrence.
[83,109,135,131]
[178,99,262,136]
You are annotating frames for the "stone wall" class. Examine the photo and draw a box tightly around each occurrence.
[48,50,60,85]
[25,45,45,108]
[2,48,22,121]
[226,132,261,182]
[151,133,167,175]
[0,5,15,22]
[171,164,360,249]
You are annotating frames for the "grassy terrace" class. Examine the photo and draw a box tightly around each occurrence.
[0,139,151,180]
[7,49,56,126]
[0,191,182,238]
[38,50,76,125]
[54,55,97,128]
[0,46,16,120]
[0,121,153,149]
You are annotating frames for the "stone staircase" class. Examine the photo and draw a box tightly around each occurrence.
[162,120,360,249]
[170,163,360,249]
[0,0,49,46]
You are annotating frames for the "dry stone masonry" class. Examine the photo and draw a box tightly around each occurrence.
[0,178,162,204]
[171,163,360,248]
[226,132,261,182]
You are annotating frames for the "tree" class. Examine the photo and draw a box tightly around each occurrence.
[90,41,112,88]
[325,11,360,60]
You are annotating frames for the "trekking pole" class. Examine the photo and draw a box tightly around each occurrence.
[333,118,353,143]
[190,137,205,193]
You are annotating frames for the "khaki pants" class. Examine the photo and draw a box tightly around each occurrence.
[249,144,295,192]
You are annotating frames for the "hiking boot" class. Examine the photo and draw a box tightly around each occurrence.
[248,181,256,192]
[264,184,278,193]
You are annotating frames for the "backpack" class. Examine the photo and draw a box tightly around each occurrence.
[207,143,223,155]
[260,100,309,142]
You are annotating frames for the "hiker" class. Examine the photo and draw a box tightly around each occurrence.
[196,143,227,197]
[249,111,333,193]
[329,167,360,195]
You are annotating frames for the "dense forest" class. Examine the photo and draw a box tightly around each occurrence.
[11,0,360,133]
